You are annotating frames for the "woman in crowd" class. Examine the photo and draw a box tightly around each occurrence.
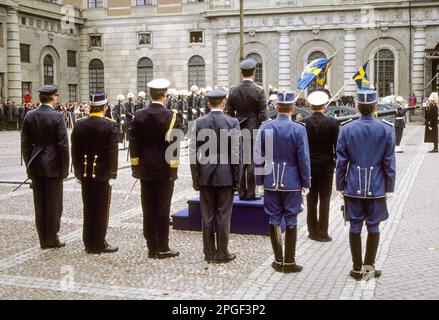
[424,92,439,153]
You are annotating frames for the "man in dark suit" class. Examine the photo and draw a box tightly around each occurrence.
[190,89,241,263]
[129,79,182,259]
[4,100,13,131]
[21,85,69,249]
[226,58,267,200]
[71,93,119,254]
[302,91,339,242]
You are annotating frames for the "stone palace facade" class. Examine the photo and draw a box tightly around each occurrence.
[1,0,439,103]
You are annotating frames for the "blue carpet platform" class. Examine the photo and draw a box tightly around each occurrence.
[172,195,285,236]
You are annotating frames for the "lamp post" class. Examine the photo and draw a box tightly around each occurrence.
[239,0,244,61]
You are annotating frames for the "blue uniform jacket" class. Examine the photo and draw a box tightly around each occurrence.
[255,114,311,191]
[336,115,396,199]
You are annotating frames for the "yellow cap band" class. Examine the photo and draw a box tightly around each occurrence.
[131,157,139,166]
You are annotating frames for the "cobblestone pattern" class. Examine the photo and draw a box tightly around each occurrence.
[0,124,437,299]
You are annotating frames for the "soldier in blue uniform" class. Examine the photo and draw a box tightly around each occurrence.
[255,92,311,273]
[336,89,396,281]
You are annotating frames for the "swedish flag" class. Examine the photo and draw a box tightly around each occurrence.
[352,61,370,89]
[316,56,334,87]
[297,57,332,90]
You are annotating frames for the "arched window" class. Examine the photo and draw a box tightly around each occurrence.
[43,55,54,85]
[137,57,153,94]
[307,51,326,94]
[374,49,395,97]
[246,53,263,86]
[188,55,205,89]
[89,59,104,94]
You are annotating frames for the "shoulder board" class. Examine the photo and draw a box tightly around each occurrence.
[255,84,264,90]
[294,120,305,126]
[261,119,272,125]
[382,119,394,127]
[340,119,354,126]
[105,117,116,123]
[76,117,86,122]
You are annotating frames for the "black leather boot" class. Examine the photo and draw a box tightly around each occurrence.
[269,224,283,272]
[364,232,382,279]
[283,226,302,273]
[349,232,363,281]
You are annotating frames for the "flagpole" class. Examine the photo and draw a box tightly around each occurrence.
[294,89,304,102]
[325,81,350,107]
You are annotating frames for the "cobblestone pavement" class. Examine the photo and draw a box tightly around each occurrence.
[0,123,437,300]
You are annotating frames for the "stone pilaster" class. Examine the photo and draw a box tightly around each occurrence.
[6,5,21,103]
[216,31,229,88]
[412,26,426,99]
[278,31,290,89]
[343,28,356,96]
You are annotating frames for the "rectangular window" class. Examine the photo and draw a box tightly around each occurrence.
[88,0,104,8]
[89,35,102,48]
[189,31,203,44]
[68,84,77,102]
[138,32,152,46]
[21,17,26,25]
[67,50,77,67]
[22,82,32,102]
[0,23,3,48]
[20,44,31,63]
[136,0,153,5]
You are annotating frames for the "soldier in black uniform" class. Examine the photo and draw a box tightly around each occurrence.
[226,58,267,200]
[394,96,408,153]
[187,85,199,121]
[21,85,69,249]
[114,95,126,143]
[135,91,146,112]
[129,78,182,259]
[0,104,4,130]
[124,92,136,128]
[71,93,119,254]
[302,91,339,242]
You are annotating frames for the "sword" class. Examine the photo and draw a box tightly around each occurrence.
[10,178,30,193]
[12,147,45,193]
[124,178,138,202]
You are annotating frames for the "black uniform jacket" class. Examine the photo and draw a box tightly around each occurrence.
[302,112,339,173]
[129,102,182,181]
[71,114,119,181]
[190,110,241,187]
[225,80,267,130]
[21,104,70,179]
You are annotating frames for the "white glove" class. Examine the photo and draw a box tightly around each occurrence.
[386,192,394,200]
[121,120,125,125]
[338,190,344,199]
[109,179,116,187]
[302,188,309,196]
[256,185,264,197]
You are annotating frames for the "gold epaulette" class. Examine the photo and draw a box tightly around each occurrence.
[105,117,116,123]
[166,111,178,142]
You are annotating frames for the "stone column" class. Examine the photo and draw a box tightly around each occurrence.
[412,25,426,99]
[6,5,22,104]
[343,28,357,97]
[216,31,229,88]
[278,31,291,89]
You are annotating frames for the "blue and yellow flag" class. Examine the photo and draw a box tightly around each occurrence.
[297,57,332,90]
[352,61,370,89]
[316,55,334,87]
